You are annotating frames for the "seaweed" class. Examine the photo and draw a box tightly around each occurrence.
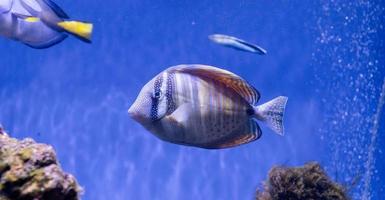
[256,162,350,200]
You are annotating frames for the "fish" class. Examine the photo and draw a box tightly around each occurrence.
[128,64,288,149]
[0,0,93,48]
[208,34,267,55]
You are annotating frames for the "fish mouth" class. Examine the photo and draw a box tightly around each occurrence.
[128,105,163,123]
[127,106,145,122]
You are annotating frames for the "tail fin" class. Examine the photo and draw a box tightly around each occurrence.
[57,21,93,43]
[254,96,288,135]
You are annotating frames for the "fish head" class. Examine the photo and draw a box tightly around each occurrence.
[128,73,169,125]
[208,34,222,43]
[208,34,234,44]
[0,0,13,13]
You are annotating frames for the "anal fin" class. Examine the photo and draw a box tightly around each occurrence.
[203,119,262,149]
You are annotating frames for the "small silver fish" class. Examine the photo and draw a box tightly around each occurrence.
[0,0,93,48]
[128,64,287,149]
[209,34,267,55]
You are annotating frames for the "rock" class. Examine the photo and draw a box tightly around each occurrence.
[255,162,350,200]
[0,134,82,200]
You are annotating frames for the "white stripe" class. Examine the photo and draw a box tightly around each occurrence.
[174,73,184,105]
[197,78,208,134]
[161,72,168,95]
[186,75,196,132]
[186,75,194,104]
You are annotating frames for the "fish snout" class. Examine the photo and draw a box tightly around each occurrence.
[128,105,145,122]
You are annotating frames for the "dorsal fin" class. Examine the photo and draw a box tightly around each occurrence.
[41,0,69,18]
[170,64,260,105]
[21,0,69,19]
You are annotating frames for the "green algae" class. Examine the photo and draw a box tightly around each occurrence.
[0,134,82,200]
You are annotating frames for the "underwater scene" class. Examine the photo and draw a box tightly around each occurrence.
[0,0,384,199]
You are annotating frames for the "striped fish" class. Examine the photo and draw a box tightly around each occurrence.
[128,64,288,149]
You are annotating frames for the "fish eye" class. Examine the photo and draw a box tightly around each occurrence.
[152,90,162,99]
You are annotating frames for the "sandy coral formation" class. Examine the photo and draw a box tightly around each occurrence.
[256,162,350,200]
[0,133,82,200]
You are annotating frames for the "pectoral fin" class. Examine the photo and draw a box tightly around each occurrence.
[166,103,192,126]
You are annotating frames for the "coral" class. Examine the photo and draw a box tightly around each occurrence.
[0,134,82,200]
[256,162,350,200]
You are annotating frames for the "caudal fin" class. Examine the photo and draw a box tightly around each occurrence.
[57,21,93,43]
[254,96,288,135]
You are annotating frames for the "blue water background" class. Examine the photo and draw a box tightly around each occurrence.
[0,1,384,199]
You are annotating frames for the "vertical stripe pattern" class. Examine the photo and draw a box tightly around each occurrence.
[169,71,253,143]
[166,72,176,114]
[150,74,163,121]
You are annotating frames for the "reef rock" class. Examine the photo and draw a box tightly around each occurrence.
[0,133,82,200]
[256,162,349,200]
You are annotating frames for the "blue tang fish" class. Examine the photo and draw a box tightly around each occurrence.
[0,0,93,48]
[128,64,288,149]
[209,34,267,55]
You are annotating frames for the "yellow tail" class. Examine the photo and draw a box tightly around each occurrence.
[57,21,93,42]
